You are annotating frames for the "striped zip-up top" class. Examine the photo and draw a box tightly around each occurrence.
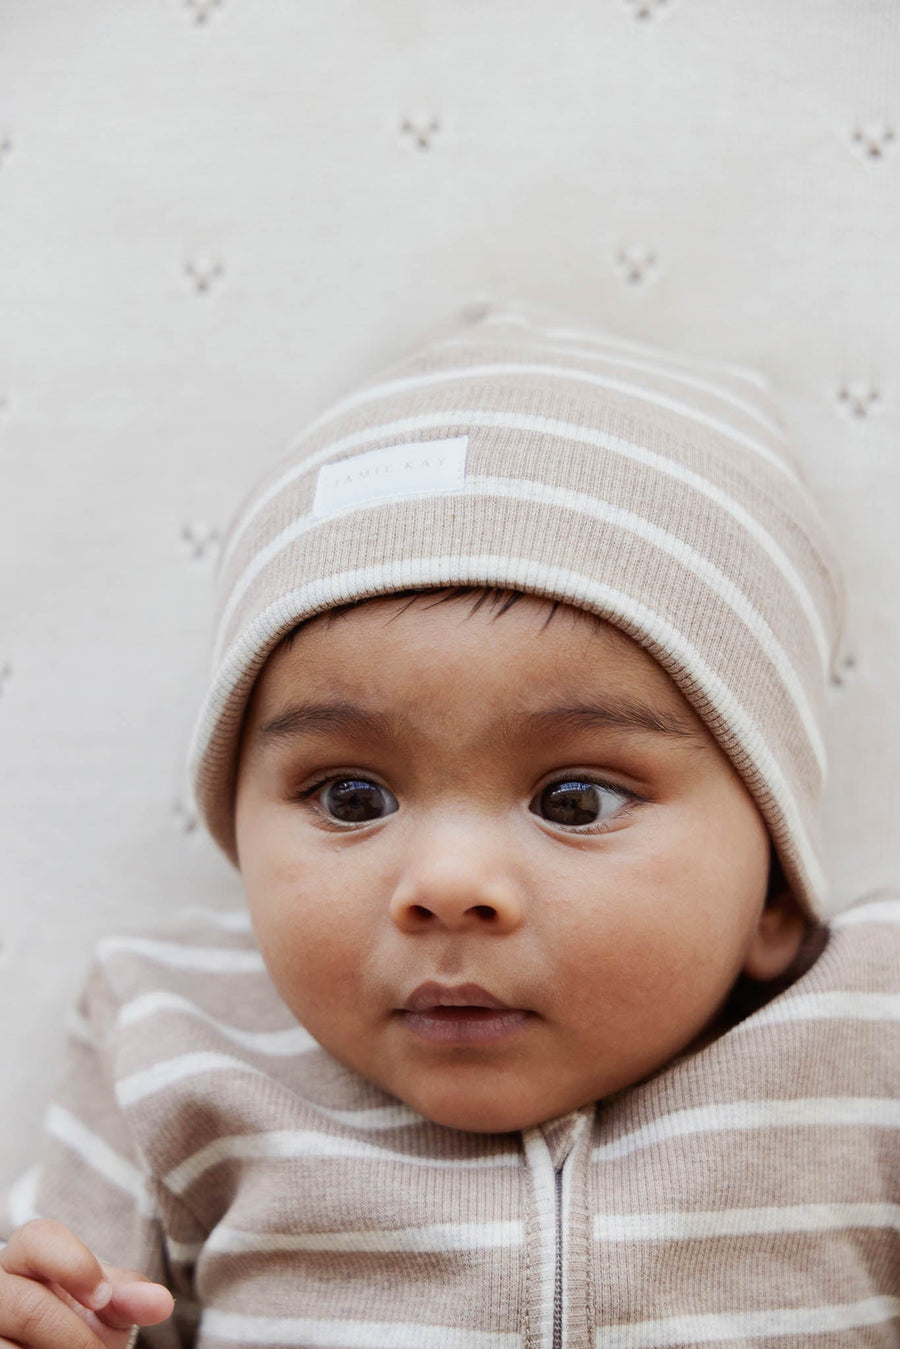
[4,895,898,1348]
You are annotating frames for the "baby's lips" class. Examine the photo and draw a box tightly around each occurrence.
[402,981,516,1012]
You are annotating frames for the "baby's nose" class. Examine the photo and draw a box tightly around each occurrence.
[388,849,524,934]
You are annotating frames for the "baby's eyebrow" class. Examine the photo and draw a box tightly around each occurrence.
[522,701,707,743]
[255,697,706,753]
[255,700,394,748]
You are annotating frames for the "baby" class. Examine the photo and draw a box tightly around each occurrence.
[1,302,897,1347]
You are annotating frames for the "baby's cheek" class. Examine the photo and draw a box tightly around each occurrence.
[264,891,365,998]
[556,875,730,1018]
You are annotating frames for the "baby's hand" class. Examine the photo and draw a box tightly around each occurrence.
[0,1218,174,1347]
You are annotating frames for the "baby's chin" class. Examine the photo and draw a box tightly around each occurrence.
[374,1033,725,1133]
[411,1102,563,1135]
[383,1077,600,1135]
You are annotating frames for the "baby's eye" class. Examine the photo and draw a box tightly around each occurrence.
[316,777,398,824]
[530,778,632,829]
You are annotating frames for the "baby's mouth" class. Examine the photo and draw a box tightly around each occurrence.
[398,981,531,1045]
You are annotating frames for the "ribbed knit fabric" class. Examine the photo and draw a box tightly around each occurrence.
[3,895,897,1348]
[188,300,844,917]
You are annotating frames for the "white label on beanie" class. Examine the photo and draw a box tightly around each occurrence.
[312,436,468,517]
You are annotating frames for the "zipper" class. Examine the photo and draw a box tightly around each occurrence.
[522,1129,558,1349]
[524,1112,587,1349]
[552,1165,564,1349]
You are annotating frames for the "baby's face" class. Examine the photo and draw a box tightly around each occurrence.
[235,594,802,1132]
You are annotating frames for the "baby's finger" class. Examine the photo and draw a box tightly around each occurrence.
[0,1219,111,1313]
[0,1270,107,1348]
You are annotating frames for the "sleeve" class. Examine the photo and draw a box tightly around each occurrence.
[1,958,198,1349]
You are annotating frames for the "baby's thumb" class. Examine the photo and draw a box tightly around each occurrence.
[53,1268,174,1349]
[92,1267,175,1339]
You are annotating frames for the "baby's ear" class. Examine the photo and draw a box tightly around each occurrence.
[741,870,808,982]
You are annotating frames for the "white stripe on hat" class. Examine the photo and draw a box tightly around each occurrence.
[477,306,772,391]
[292,358,787,455]
[213,475,827,774]
[216,409,831,675]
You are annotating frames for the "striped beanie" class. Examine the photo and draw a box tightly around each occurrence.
[188,300,844,918]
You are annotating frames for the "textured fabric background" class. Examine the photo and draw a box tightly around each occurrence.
[0,0,897,1184]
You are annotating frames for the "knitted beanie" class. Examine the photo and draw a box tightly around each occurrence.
[188,300,844,918]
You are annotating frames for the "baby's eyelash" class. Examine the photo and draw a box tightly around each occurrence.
[530,775,647,833]
[292,774,399,829]
[292,777,333,802]
[540,773,645,801]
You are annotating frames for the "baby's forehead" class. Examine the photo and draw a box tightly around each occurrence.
[269,588,646,673]
[264,588,638,676]
[247,589,709,750]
